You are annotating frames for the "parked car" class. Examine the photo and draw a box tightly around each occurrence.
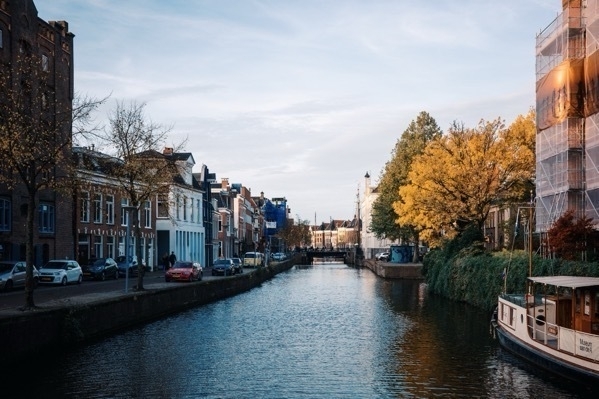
[376,252,389,261]
[165,261,203,282]
[231,257,243,274]
[212,258,235,276]
[39,260,83,285]
[0,261,39,291]
[82,257,119,281]
[116,255,148,277]
[271,252,286,261]
[242,252,264,267]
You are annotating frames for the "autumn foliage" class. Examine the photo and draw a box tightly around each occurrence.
[546,209,594,261]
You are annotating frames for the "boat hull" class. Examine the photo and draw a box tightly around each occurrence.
[493,321,599,386]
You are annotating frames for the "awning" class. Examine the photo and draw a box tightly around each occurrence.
[529,276,599,289]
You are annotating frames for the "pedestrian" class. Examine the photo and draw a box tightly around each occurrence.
[161,252,169,271]
[169,251,177,268]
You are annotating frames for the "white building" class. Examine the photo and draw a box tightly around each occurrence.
[360,172,398,259]
[156,149,206,268]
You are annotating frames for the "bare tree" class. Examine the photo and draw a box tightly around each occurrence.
[98,100,186,290]
[0,48,111,309]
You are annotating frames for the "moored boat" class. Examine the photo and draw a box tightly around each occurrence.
[491,276,599,385]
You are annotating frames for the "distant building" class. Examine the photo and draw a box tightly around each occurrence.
[360,172,398,259]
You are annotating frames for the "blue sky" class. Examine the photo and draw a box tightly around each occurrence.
[36,0,560,224]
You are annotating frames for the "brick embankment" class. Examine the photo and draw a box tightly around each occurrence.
[0,260,295,364]
[363,259,424,279]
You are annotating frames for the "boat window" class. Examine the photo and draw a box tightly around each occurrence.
[584,291,591,316]
[576,290,581,314]
[595,293,599,318]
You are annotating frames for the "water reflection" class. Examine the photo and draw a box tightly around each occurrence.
[8,263,595,398]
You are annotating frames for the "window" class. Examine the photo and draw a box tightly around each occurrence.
[157,195,168,218]
[121,199,130,226]
[0,198,10,231]
[176,194,181,220]
[219,216,223,232]
[94,235,102,258]
[0,28,3,49]
[80,191,90,223]
[183,196,188,221]
[93,194,102,223]
[190,197,194,222]
[106,236,115,259]
[144,200,151,228]
[41,54,49,72]
[38,203,55,233]
[106,195,114,225]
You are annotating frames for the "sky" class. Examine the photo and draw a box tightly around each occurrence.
[36,0,561,225]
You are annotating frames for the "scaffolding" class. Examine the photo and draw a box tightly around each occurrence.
[536,0,587,232]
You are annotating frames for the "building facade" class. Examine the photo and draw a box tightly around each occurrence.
[0,1,75,264]
[73,147,158,267]
[536,0,599,233]
[360,172,398,258]
[156,149,206,269]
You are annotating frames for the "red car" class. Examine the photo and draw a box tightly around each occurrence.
[165,261,203,282]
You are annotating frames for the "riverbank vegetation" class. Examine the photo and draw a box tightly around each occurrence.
[423,226,599,312]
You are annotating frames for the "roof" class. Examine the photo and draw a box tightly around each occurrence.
[529,276,599,289]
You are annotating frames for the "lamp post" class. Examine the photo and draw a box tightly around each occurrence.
[123,206,137,293]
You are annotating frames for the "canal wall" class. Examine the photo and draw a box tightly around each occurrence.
[363,259,424,279]
[0,260,295,364]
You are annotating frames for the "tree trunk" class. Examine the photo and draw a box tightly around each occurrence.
[412,230,420,263]
[133,207,144,290]
[24,188,36,308]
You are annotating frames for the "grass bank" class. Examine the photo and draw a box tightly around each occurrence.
[424,245,599,312]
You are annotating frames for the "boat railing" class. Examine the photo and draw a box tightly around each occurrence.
[499,293,527,307]
[528,313,559,347]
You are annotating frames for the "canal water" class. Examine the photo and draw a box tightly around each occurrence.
[10,263,596,398]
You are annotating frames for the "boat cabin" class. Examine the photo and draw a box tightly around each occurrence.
[527,276,599,336]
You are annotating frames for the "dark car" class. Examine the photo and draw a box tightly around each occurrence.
[165,261,203,282]
[212,258,234,276]
[0,261,39,291]
[231,257,243,274]
[116,255,149,277]
[82,257,119,281]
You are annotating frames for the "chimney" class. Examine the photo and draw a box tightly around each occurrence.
[221,178,229,189]
[163,147,174,155]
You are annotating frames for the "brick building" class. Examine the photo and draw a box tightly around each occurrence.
[0,1,75,264]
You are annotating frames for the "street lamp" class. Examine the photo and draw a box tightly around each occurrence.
[123,205,137,293]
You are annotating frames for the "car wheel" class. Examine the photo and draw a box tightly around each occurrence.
[199,272,203,281]
[115,271,119,280]
[189,274,193,282]
[77,275,83,284]
[33,277,39,288]
[4,280,13,292]
[165,277,170,282]
[61,276,67,286]
[101,272,106,281]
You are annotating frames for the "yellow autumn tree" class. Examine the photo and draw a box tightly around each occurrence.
[394,111,536,245]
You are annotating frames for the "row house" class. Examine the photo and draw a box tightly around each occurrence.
[193,166,217,270]
[156,149,205,269]
[211,178,234,258]
[231,183,259,256]
[73,147,157,268]
[0,1,75,264]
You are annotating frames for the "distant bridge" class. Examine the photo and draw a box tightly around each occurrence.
[303,250,351,264]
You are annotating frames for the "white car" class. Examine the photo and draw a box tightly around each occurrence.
[376,252,389,261]
[271,252,286,261]
[39,260,83,285]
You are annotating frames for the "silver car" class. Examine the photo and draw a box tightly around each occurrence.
[0,261,40,291]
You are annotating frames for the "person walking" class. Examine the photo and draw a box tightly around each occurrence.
[161,252,169,271]
[168,251,177,268]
